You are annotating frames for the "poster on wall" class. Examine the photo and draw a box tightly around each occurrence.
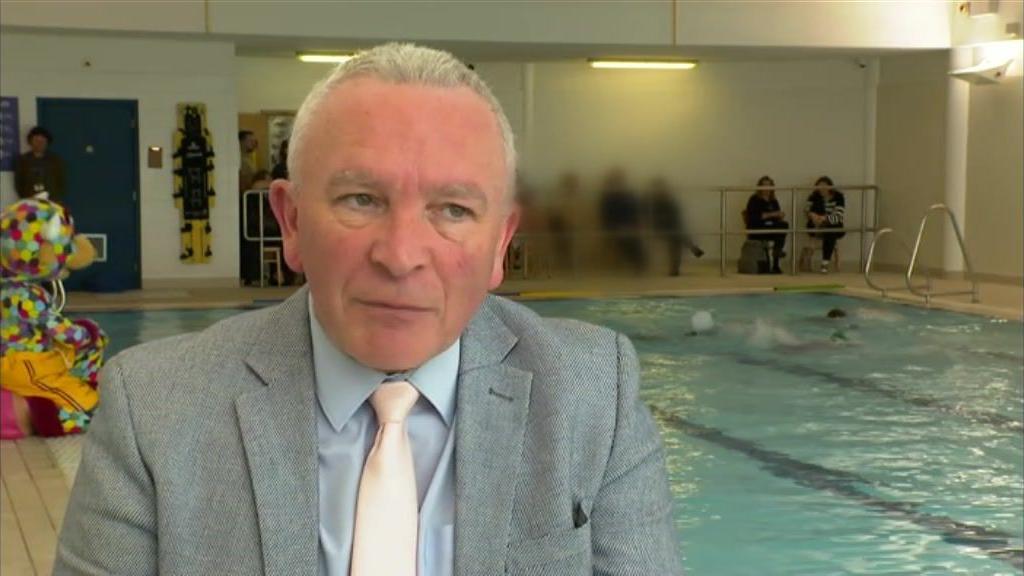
[172,103,216,263]
[0,97,19,172]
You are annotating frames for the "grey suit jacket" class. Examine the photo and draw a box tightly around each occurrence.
[55,288,683,575]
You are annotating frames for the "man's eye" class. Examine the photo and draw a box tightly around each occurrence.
[339,193,378,208]
[441,204,473,220]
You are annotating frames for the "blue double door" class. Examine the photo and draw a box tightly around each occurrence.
[37,98,141,292]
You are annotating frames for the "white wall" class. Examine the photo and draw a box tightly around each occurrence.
[211,1,673,46]
[951,0,1024,47]
[676,2,953,49]
[237,57,334,113]
[874,51,949,271]
[0,1,205,34]
[238,56,870,188]
[3,1,958,52]
[526,59,867,186]
[526,58,870,264]
[966,74,1024,280]
[237,57,528,147]
[0,31,239,284]
[874,45,1024,281]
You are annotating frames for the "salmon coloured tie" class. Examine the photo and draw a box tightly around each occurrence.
[350,380,420,576]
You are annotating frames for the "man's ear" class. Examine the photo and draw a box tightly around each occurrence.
[488,204,521,290]
[268,179,303,273]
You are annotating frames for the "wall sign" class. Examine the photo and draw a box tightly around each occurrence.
[0,97,19,172]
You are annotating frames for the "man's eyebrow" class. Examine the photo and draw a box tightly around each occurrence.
[431,183,488,208]
[325,169,386,189]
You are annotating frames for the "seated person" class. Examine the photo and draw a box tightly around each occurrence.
[806,175,845,273]
[745,175,789,273]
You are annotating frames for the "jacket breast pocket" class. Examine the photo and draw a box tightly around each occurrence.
[505,522,592,576]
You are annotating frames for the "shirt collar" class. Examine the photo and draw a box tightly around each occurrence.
[308,295,459,432]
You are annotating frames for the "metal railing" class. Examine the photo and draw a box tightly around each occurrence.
[508,184,879,278]
[906,203,978,303]
[240,184,882,281]
[242,189,282,288]
[718,185,879,276]
[864,228,931,298]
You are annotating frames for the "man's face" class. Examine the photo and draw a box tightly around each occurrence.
[243,135,258,154]
[29,135,48,155]
[270,78,518,371]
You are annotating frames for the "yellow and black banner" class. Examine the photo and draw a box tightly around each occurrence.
[172,103,215,263]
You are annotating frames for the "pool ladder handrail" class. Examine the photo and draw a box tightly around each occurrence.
[906,204,978,304]
[242,189,283,288]
[864,228,931,298]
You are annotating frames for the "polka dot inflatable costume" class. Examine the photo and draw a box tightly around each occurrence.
[1,197,108,435]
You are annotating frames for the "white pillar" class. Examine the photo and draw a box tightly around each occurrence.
[863,57,880,230]
[943,47,971,274]
[863,58,879,185]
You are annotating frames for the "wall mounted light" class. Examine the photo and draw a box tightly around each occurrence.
[951,38,1024,82]
[297,53,355,64]
[588,59,697,70]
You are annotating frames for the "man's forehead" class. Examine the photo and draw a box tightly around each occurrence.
[311,81,505,171]
[325,78,495,125]
[328,168,487,196]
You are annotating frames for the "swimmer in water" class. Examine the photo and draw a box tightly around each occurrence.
[855,307,903,322]
[827,308,847,319]
[748,317,857,350]
[826,308,853,341]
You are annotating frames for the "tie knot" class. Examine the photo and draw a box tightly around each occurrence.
[369,380,419,424]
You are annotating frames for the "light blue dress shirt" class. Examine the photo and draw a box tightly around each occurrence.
[310,299,458,576]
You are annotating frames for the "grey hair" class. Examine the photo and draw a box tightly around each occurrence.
[287,43,516,195]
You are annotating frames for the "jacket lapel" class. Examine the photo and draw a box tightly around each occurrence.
[454,298,533,575]
[237,288,319,576]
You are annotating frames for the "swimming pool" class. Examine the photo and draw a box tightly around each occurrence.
[75,293,1023,575]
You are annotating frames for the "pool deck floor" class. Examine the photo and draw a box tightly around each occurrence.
[1,438,68,576]
[3,268,1020,574]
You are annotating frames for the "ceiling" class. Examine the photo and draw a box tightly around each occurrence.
[231,34,929,63]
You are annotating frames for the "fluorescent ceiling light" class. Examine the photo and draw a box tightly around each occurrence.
[297,53,354,64]
[589,59,697,70]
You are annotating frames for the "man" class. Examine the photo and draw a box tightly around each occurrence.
[646,177,703,276]
[14,126,66,201]
[239,129,262,285]
[272,137,290,180]
[238,129,259,194]
[56,43,682,575]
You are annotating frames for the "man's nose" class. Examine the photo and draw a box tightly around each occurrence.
[368,211,430,278]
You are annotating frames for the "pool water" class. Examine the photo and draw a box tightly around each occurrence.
[75,293,1023,575]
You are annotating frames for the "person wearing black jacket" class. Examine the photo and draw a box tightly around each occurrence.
[745,175,789,273]
[806,175,845,273]
[599,168,647,273]
[14,126,66,202]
